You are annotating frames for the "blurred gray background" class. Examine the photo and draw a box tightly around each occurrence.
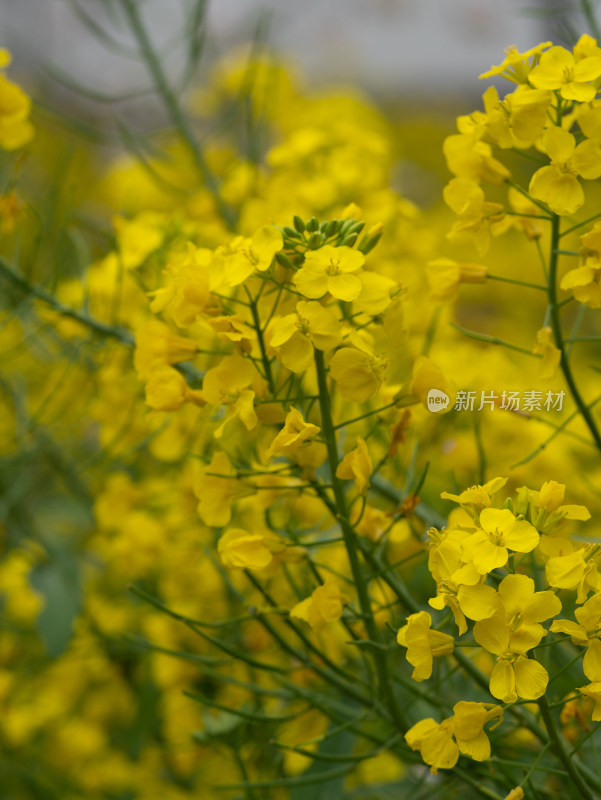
[0,0,558,100]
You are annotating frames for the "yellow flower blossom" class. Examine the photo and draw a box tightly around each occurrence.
[405,701,502,773]
[0,52,34,150]
[551,592,601,681]
[529,127,601,216]
[576,98,601,140]
[508,186,544,239]
[329,346,387,402]
[149,244,216,327]
[214,225,283,287]
[484,651,548,703]
[574,33,601,60]
[561,258,601,307]
[0,190,22,234]
[218,528,279,570]
[473,574,561,658]
[409,355,454,411]
[529,45,601,101]
[290,578,350,631]
[443,132,510,184]
[193,451,254,527]
[462,508,539,574]
[267,407,321,459]
[473,576,559,702]
[204,314,255,352]
[479,42,551,83]
[352,271,397,315]
[134,320,199,379]
[112,213,165,270]
[397,610,454,682]
[268,300,342,372]
[533,326,561,380]
[202,354,260,438]
[405,717,460,772]
[519,479,591,543]
[441,477,508,514]
[578,682,601,720]
[426,258,487,303]
[294,245,365,301]
[144,366,205,412]
[336,437,372,494]
[429,579,499,636]
[478,85,550,150]
[545,546,600,602]
[444,177,507,255]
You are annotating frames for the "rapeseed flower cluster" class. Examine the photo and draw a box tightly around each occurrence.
[3,18,601,800]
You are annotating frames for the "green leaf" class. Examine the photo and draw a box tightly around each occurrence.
[30,549,81,657]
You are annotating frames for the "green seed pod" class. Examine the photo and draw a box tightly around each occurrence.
[306,217,319,233]
[293,215,305,233]
[514,485,531,518]
[275,252,295,269]
[358,232,382,254]
[338,218,356,236]
[325,219,338,237]
[347,220,365,236]
[283,226,300,239]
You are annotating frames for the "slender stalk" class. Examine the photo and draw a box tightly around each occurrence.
[120,0,236,228]
[547,214,601,453]
[246,288,276,394]
[333,401,397,429]
[488,274,547,291]
[313,350,407,733]
[0,257,134,345]
[538,696,596,800]
[451,322,540,357]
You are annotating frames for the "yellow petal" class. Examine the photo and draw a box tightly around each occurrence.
[327,272,362,301]
[529,166,584,216]
[473,614,510,655]
[513,657,548,699]
[502,519,540,553]
[457,583,500,621]
[489,660,517,703]
[584,638,601,682]
[571,138,601,180]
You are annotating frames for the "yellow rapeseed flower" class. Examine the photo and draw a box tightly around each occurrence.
[462,508,539,574]
[0,50,34,150]
[294,245,365,301]
[329,346,387,402]
[397,611,454,682]
[529,127,601,216]
[290,578,350,631]
[336,437,372,494]
[529,45,601,101]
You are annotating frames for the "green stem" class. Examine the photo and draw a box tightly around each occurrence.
[313,349,407,733]
[538,695,596,800]
[120,0,236,229]
[488,273,547,291]
[247,290,275,394]
[581,0,601,45]
[451,322,540,357]
[333,401,397,429]
[561,209,601,238]
[0,258,134,345]
[548,214,601,453]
